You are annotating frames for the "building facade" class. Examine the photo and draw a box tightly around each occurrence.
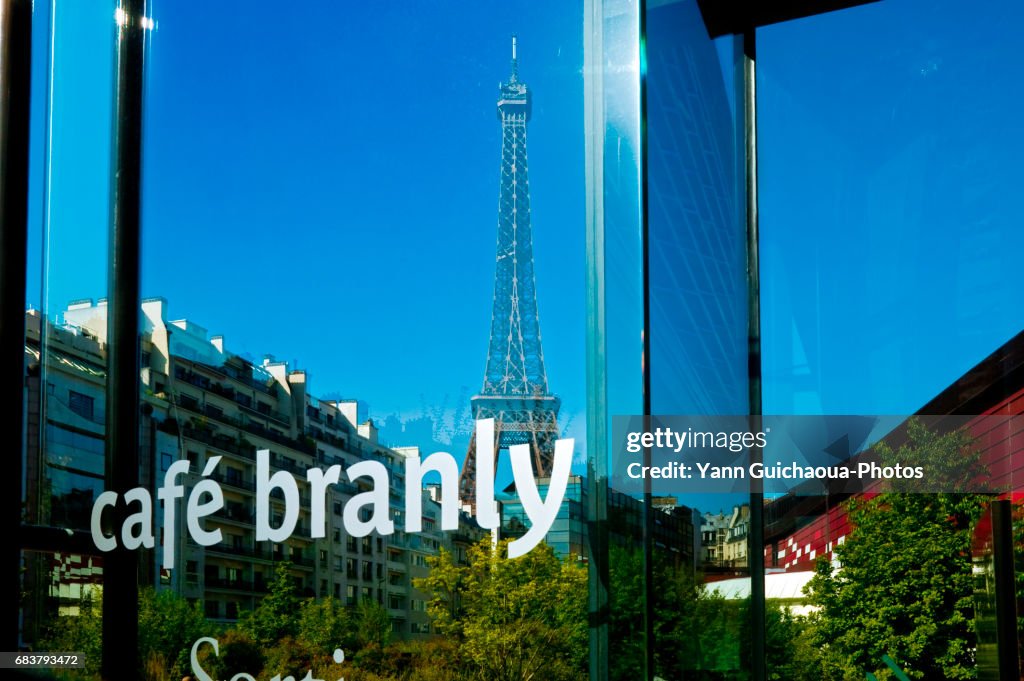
[25,297,487,641]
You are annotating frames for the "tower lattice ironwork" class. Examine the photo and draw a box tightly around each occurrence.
[460,37,561,505]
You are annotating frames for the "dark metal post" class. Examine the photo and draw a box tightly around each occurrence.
[992,500,1020,680]
[638,1,656,678]
[0,0,32,651]
[742,27,767,681]
[103,1,146,678]
[583,0,610,676]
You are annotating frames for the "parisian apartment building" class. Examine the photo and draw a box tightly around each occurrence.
[22,297,486,643]
[700,505,750,572]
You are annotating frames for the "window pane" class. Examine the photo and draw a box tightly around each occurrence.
[22,0,117,666]
[134,2,596,678]
[760,1,1024,678]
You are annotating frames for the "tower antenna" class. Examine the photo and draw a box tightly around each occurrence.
[511,34,518,81]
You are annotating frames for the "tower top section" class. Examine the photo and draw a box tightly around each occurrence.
[498,35,530,121]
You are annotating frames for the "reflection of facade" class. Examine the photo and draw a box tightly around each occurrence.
[764,329,1024,573]
[722,505,749,568]
[700,505,749,571]
[501,475,696,568]
[25,298,485,642]
[700,511,728,568]
[22,307,178,642]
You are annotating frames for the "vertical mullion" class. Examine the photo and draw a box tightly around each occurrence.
[103,1,146,677]
[743,26,767,681]
[0,0,32,652]
[638,0,655,678]
[992,500,1020,680]
[583,0,610,676]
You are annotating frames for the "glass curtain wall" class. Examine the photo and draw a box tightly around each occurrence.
[759,1,1024,678]
[18,1,612,679]
[20,0,117,660]
[14,0,1024,678]
[646,1,748,679]
[585,0,748,678]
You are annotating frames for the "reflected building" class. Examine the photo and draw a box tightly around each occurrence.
[764,329,1024,574]
[22,298,485,643]
[500,475,695,568]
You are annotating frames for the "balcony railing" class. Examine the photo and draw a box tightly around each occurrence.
[213,473,256,493]
[175,392,314,455]
[206,577,254,592]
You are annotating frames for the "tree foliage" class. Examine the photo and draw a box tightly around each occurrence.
[238,560,301,647]
[805,419,988,680]
[40,586,207,680]
[138,587,209,678]
[416,537,587,681]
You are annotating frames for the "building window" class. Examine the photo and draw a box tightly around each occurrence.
[362,561,372,581]
[160,452,173,471]
[68,390,94,420]
[346,585,356,606]
[362,536,372,555]
[225,601,238,619]
[204,600,219,618]
[346,558,357,579]
[347,536,357,552]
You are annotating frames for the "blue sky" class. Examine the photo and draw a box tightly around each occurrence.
[27,0,1024,502]
[31,1,587,461]
[759,0,1024,415]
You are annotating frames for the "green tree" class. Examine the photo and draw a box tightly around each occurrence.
[356,599,393,649]
[416,537,587,681]
[138,587,208,678]
[611,545,745,679]
[39,588,103,677]
[41,587,209,680]
[238,560,300,647]
[805,419,988,680]
[194,629,264,681]
[298,595,356,661]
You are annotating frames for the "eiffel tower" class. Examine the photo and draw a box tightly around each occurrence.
[459,37,561,506]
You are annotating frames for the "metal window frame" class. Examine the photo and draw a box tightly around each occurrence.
[1,0,147,676]
[0,0,32,652]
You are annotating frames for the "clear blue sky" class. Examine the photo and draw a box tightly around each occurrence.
[759,0,1024,415]
[31,1,587,461]
[27,0,1024,490]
